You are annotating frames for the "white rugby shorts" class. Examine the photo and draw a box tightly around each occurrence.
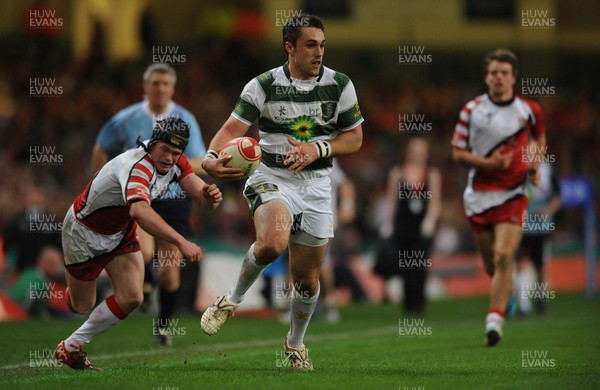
[62,206,129,266]
[243,168,334,240]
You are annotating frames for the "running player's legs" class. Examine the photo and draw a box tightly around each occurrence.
[285,237,327,368]
[137,226,155,264]
[156,240,181,290]
[529,235,547,276]
[253,200,291,264]
[65,271,97,314]
[137,226,156,313]
[200,198,290,336]
[104,251,145,314]
[319,243,337,316]
[475,230,495,276]
[490,222,522,311]
[153,198,193,296]
[289,241,327,296]
[56,251,143,369]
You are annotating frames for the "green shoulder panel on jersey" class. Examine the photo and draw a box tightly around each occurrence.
[338,100,363,130]
[255,70,276,102]
[333,71,351,93]
[233,97,261,124]
[333,71,362,129]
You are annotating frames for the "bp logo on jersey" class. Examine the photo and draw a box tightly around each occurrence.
[321,102,337,122]
[288,115,317,141]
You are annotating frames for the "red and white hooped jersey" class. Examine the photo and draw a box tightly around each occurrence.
[452,94,545,216]
[72,146,193,235]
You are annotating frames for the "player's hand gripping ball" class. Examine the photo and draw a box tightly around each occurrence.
[219,137,262,179]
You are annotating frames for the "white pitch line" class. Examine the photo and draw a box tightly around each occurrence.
[0,325,397,370]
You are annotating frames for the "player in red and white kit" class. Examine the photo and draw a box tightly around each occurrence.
[54,118,222,370]
[451,49,546,347]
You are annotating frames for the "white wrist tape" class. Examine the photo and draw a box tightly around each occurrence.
[204,150,218,160]
[315,141,332,158]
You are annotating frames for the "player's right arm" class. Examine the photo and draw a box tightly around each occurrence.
[451,99,512,171]
[201,116,250,181]
[129,201,202,261]
[203,76,266,181]
[452,147,512,171]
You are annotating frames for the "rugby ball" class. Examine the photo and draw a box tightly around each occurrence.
[219,137,262,178]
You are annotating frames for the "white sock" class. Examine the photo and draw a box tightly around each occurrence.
[227,243,266,304]
[64,295,128,352]
[288,282,320,348]
[485,312,505,331]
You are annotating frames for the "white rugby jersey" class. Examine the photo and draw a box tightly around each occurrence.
[231,62,363,179]
[73,146,193,235]
[452,94,545,215]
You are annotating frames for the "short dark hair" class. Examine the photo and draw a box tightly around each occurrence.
[482,49,518,77]
[282,13,324,51]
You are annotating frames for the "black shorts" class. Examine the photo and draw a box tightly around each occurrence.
[151,197,193,238]
[517,234,551,270]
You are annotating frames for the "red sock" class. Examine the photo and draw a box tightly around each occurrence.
[488,308,505,317]
[106,295,128,320]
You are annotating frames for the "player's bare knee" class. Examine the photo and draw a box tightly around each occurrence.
[290,276,319,296]
[117,292,143,313]
[494,251,513,271]
[254,241,285,263]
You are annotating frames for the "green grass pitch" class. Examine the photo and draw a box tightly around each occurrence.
[1,293,598,389]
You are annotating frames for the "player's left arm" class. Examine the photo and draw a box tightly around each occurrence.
[178,174,222,210]
[330,125,363,156]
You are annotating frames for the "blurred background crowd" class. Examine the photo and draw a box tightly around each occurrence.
[1,0,598,317]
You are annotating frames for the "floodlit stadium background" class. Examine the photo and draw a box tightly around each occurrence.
[0,0,598,316]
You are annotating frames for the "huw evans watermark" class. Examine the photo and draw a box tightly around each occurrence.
[29,349,62,368]
[152,46,186,65]
[398,46,432,65]
[399,114,432,133]
[398,182,432,201]
[521,350,556,368]
[521,78,556,98]
[275,10,306,27]
[30,146,63,165]
[152,318,187,337]
[30,78,63,97]
[29,213,63,234]
[274,281,311,301]
[29,9,63,29]
[398,318,432,337]
[521,10,555,29]
[521,282,556,301]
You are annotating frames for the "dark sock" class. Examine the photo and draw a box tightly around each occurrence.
[159,287,178,325]
[144,261,156,289]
